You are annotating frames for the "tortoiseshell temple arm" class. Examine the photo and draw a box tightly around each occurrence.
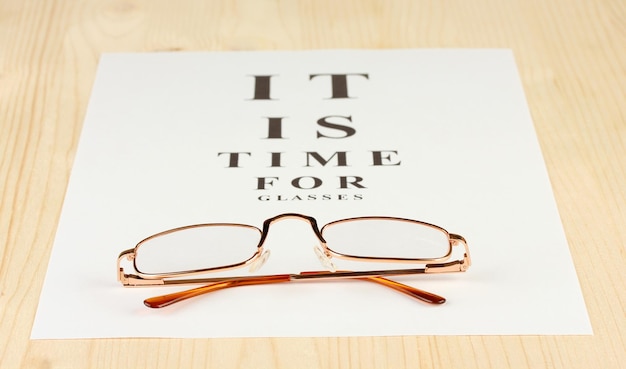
[144,275,292,308]
[142,271,446,308]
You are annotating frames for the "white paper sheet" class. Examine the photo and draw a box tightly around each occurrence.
[31,49,592,338]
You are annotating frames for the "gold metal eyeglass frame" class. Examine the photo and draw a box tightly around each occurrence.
[117,213,471,308]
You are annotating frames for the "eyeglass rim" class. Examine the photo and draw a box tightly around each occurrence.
[132,222,265,277]
[320,216,453,263]
[125,213,458,279]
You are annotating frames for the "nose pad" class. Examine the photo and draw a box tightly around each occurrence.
[249,249,270,272]
[313,244,336,272]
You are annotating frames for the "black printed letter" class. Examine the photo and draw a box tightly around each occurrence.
[250,75,275,100]
[309,73,369,99]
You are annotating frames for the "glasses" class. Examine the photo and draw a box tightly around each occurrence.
[117,213,471,308]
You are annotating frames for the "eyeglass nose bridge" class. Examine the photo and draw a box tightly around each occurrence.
[255,213,329,258]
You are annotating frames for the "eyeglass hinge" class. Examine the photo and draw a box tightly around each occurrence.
[425,260,467,273]
[119,270,165,286]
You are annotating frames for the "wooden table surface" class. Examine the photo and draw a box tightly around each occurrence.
[1,0,624,368]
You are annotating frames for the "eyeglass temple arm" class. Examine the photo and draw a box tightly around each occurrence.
[118,250,446,306]
[142,272,446,308]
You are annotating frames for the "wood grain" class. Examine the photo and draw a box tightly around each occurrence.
[1,0,624,368]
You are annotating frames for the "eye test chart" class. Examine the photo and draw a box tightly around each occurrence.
[31,49,592,338]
